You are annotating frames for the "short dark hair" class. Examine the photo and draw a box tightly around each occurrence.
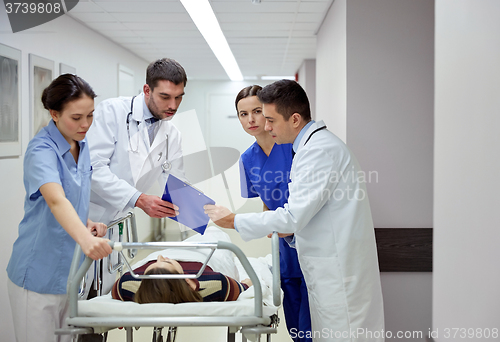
[41,74,96,112]
[258,79,311,122]
[146,58,187,90]
[235,85,262,115]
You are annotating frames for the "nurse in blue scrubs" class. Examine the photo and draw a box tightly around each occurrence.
[236,85,312,342]
[6,74,112,342]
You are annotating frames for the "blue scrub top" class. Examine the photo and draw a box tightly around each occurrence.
[239,142,303,278]
[7,120,92,295]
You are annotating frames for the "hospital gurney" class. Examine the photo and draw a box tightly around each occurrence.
[57,222,282,342]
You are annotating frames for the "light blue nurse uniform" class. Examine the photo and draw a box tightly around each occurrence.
[240,142,312,342]
[7,120,92,294]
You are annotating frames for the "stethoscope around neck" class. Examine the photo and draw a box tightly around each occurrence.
[126,95,172,172]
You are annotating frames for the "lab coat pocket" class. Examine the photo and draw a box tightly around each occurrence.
[134,142,166,192]
[300,255,346,317]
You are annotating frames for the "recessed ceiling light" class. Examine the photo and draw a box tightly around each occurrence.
[180,0,244,81]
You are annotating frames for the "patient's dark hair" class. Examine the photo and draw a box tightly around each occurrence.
[134,268,203,304]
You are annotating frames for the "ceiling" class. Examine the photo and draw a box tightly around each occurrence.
[68,0,333,80]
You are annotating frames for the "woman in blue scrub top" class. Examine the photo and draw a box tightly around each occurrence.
[236,85,312,342]
[6,74,113,342]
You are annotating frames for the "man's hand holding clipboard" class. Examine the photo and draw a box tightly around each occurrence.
[162,175,215,234]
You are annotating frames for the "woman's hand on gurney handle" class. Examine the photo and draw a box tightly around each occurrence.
[204,204,235,229]
[79,234,113,260]
[136,194,180,218]
[87,219,107,237]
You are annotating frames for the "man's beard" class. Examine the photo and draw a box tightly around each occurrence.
[147,96,175,121]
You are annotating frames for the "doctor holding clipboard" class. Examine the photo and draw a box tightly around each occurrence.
[84,58,187,297]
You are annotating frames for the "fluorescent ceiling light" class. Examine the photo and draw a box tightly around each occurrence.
[261,76,295,80]
[180,0,244,81]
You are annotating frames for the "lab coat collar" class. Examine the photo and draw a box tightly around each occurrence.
[294,120,327,152]
[142,94,156,121]
[130,93,147,123]
[293,120,315,153]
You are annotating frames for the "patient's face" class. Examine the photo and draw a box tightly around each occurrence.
[145,255,184,274]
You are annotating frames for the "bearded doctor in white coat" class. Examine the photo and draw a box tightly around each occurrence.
[84,58,187,296]
[205,80,384,342]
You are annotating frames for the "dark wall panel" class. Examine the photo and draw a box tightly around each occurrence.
[375,228,433,272]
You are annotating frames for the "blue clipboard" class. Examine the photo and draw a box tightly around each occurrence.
[161,175,215,234]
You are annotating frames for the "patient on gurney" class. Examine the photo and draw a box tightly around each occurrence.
[112,256,252,303]
[111,227,253,304]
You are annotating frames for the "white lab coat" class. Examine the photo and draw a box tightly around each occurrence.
[235,121,384,341]
[84,93,184,295]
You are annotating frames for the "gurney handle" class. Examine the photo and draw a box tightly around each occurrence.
[111,241,216,280]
